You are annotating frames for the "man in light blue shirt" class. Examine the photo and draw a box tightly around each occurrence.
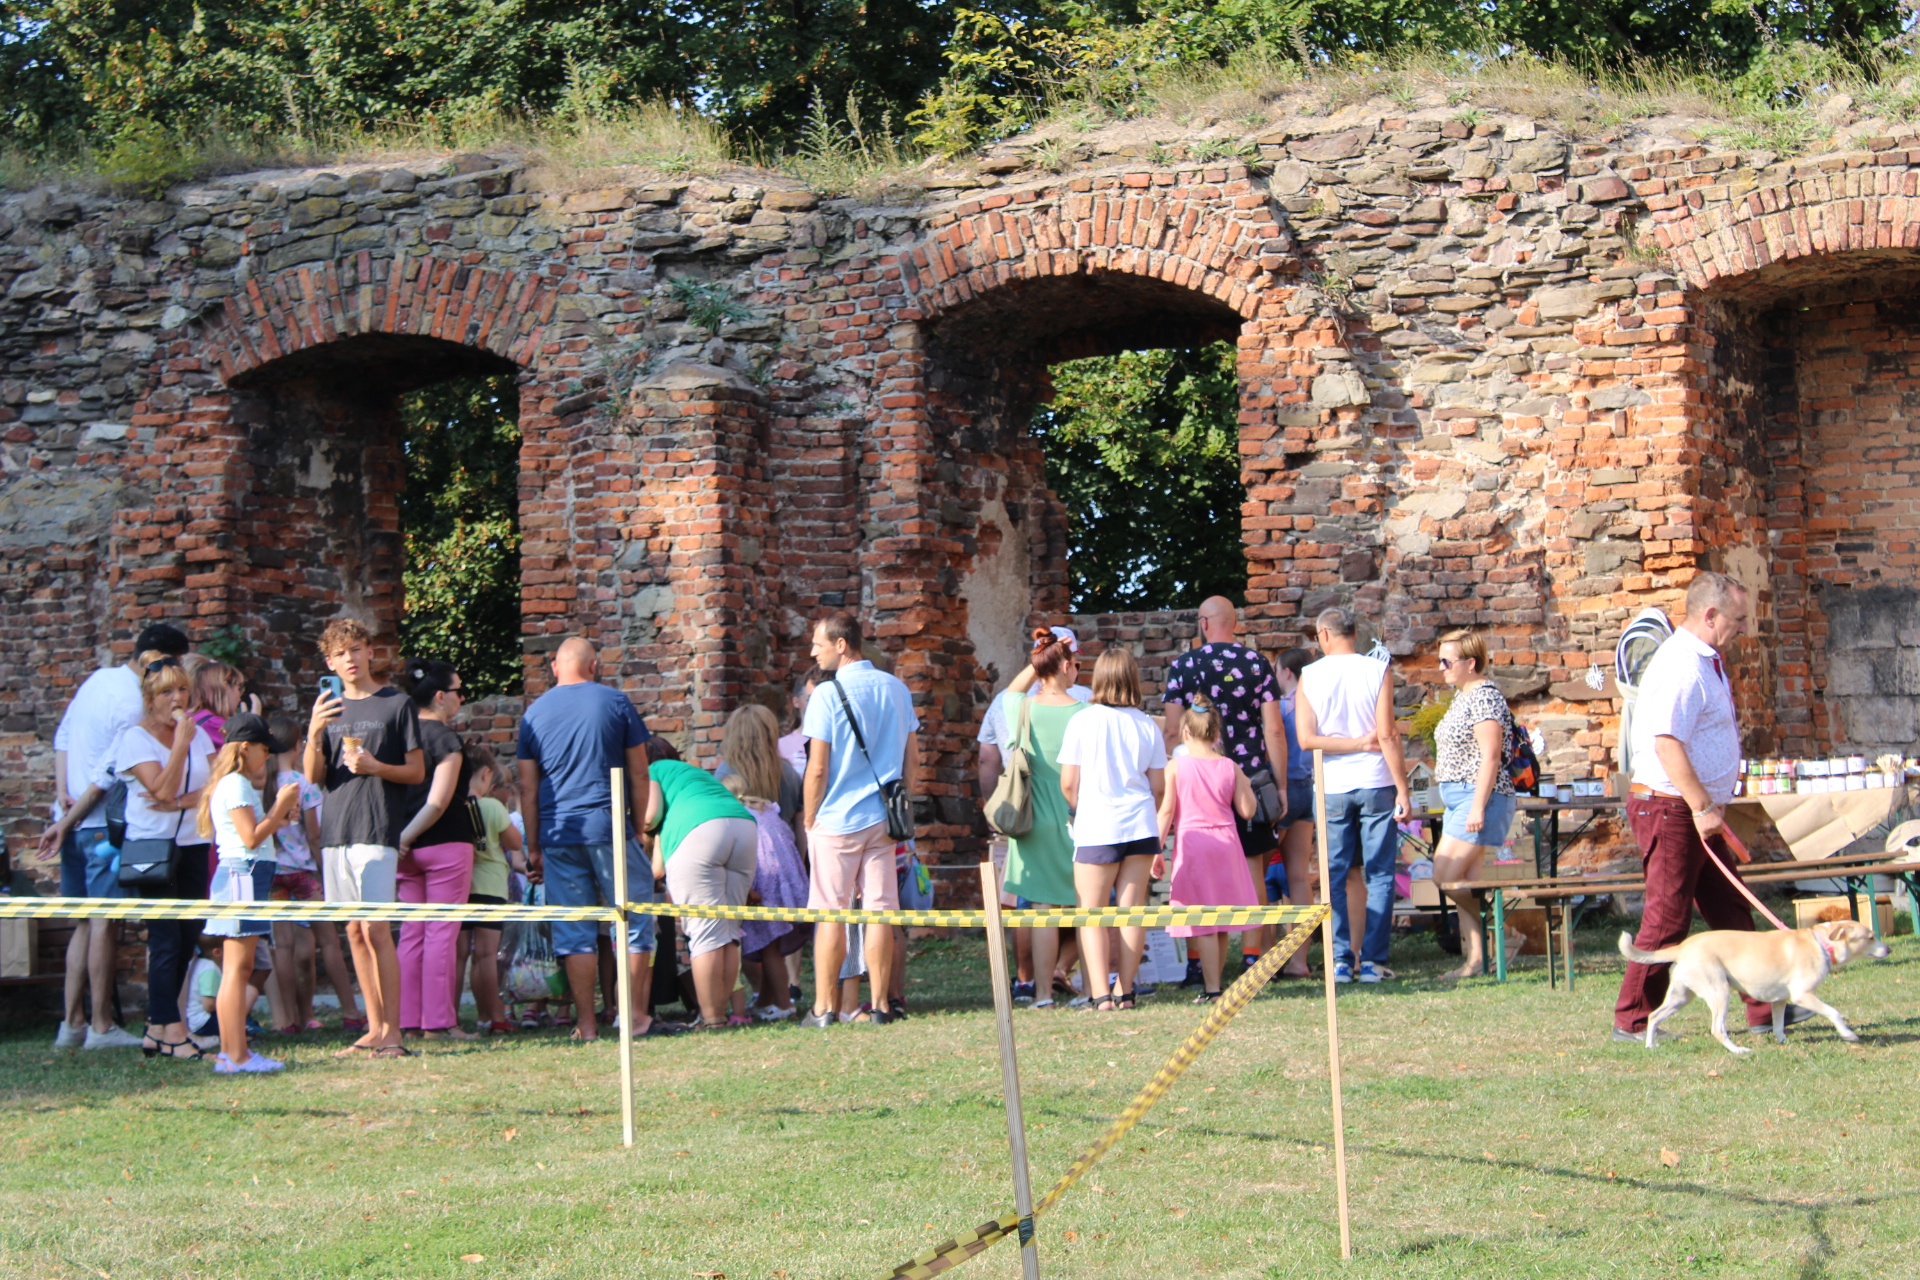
[800,611,917,1028]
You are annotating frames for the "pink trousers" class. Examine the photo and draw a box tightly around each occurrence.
[397,841,475,1031]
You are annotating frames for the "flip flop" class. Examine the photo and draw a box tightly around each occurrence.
[332,1043,377,1059]
[370,1044,414,1059]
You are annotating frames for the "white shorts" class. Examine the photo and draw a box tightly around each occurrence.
[322,844,399,904]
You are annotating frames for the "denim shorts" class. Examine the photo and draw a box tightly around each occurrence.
[1439,782,1518,848]
[204,859,277,938]
[543,843,657,957]
[66,827,126,898]
[1285,776,1314,825]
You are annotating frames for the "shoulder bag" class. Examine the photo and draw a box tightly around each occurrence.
[829,676,916,841]
[119,804,185,890]
[983,694,1035,837]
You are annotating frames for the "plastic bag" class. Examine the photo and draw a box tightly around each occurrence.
[500,886,565,1004]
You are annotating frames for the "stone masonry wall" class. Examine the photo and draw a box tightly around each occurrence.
[10,111,1920,893]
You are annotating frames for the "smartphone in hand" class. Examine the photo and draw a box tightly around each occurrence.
[318,675,345,703]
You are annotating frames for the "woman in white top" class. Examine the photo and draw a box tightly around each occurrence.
[194,712,302,1072]
[1057,648,1167,1011]
[112,653,217,1061]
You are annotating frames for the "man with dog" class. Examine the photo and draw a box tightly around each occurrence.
[1612,570,1808,1042]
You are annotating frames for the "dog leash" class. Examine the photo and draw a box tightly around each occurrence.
[1705,824,1793,931]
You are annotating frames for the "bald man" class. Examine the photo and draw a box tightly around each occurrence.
[517,638,670,1038]
[1161,597,1291,968]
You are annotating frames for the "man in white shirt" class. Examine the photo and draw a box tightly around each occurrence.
[1612,571,1801,1041]
[1297,607,1410,985]
[36,623,191,1049]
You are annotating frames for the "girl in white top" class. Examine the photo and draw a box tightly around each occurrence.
[194,713,302,1073]
[1057,649,1168,1011]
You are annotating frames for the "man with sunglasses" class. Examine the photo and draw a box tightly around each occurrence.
[39,623,191,1049]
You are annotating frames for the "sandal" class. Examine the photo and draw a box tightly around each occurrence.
[1091,995,1117,1013]
[370,1044,414,1059]
[1115,991,1137,1011]
[1192,990,1222,1005]
[332,1042,378,1059]
[150,1037,206,1061]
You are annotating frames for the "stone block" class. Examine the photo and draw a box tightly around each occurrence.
[562,187,632,213]
[1291,129,1370,162]
[1534,280,1633,320]
[1838,696,1915,747]
[1311,370,1369,407]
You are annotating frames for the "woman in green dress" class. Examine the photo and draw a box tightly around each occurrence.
[1003,627,1087,1009]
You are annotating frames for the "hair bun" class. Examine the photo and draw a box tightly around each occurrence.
[1031,626,1054,649]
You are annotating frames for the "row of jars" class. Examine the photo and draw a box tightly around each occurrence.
[1738,756,1911,796]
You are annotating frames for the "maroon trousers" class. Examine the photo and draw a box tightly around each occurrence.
[1613,793,1771,1033]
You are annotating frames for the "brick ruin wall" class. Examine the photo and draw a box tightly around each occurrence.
[9,113,1920,904]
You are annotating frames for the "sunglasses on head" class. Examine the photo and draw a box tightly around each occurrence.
[144,657,181,676]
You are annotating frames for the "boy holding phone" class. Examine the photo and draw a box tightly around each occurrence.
[304,619,424,1058]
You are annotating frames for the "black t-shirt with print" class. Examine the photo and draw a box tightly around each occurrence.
[319,687,423,849]
[1161,641,1281,775]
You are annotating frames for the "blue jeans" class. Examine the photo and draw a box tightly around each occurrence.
[543,843,656,957]
[63,827,126,898]
[1324,786,1399,969]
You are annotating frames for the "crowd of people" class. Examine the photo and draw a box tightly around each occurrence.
[38,595,1554,1069]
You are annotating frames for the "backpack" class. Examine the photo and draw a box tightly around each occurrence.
[1504,716,1540,793]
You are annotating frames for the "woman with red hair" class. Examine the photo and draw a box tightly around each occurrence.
[1001,627,1087,1008]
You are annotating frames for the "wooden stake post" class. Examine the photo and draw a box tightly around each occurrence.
[1313,750,1354,1259]
[611,768,637,1149]
[980,861,1043,1280]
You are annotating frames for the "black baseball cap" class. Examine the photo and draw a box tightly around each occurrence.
[223,712,290,753]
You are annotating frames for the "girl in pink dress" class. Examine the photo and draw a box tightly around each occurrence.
[1155,700,1260,1003]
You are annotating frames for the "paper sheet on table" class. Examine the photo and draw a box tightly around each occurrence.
[1731,785,1909,860]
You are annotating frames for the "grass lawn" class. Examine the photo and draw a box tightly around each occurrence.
[3,921,1918,1279]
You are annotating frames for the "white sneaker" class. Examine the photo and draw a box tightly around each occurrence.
[83,1025,146,1050]
[755,1004,794,1022]
[54,1022,86,1050]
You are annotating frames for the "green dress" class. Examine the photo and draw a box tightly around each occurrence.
[1004,699,1087,908]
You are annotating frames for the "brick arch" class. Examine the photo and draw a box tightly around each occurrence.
[198,252,560,385]
[902,178,1290,322]
[1651,169,1920,297]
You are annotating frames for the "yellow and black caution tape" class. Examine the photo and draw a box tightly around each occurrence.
[886,903,1330,1279]
[0,896,617,924]
[632,903,1326,929]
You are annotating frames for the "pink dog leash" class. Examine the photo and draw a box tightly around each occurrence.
[1705,825,1793,931]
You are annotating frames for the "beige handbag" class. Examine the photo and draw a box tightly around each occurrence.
[983,695,1035,838]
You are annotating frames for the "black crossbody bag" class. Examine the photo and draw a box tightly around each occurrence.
[119,806,185,890]
[829,677,915,841]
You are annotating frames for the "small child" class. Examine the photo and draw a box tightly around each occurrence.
[459,744,526,1035]
[1155,700,1260,1004]
[196,712,303,1073]
[183,934,270,1045]
[719,773,809,1021]
[267,713,362,1034]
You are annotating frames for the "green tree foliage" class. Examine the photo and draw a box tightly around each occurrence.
[1031,342,1249,614]
[398,374,523,698]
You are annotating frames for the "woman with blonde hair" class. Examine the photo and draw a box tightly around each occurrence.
[716,703,810,1019]
[194,713,303,1072]
[1057,647,1166,1010]
[111,652,217,1059]
[1430,628,1520,980]
[1002,627,1088,1008]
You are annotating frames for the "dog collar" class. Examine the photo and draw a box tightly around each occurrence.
[1819,937,1839,966]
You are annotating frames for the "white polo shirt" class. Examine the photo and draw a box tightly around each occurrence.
[1630,626,1740,804]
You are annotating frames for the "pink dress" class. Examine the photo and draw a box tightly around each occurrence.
[1167,755,1259,938]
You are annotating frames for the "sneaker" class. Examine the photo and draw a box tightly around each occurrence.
[53,1022,86,1050]
[1743,1004,1816,1032]
[1333,962,1354,984]
[1357,962,1385,985]
[1067,994,1093,1008]
[1134,982,1158,999]
[800,1009,835,1029]
[1011,981,1037,1004]
[1611,1026,1678,1044]
[788,983,803,1005]
[755,1004,795,1023]
[213,1052,285,1074]
[83,1025,145,1050]
[244,1016,263,1038]
[1179,958,1205,988]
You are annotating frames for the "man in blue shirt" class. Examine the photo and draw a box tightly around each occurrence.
[800,611,918,1028]
[517,637,672,1038]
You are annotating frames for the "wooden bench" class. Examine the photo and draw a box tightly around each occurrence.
[1443,847,1920,993]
